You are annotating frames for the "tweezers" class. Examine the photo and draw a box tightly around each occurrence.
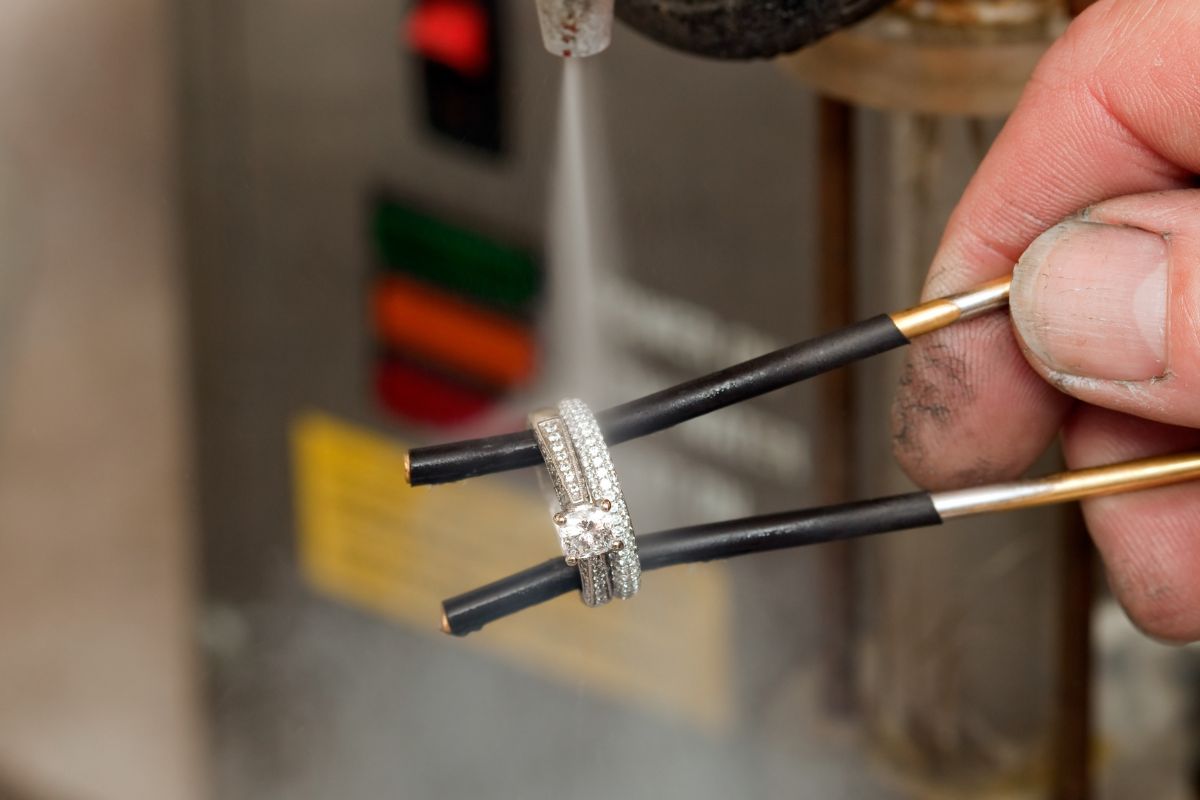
[406,277,1200,635]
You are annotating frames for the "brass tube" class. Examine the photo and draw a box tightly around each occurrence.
[889,276,1012,339]
[933,452,1200,518]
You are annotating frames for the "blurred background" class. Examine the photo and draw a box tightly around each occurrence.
[0,0,1196,798]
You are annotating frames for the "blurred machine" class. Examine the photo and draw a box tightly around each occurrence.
[178,1,1197,798]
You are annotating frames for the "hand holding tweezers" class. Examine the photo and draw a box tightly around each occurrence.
[405,277,1200,636]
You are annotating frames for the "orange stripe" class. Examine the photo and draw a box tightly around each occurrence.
[373,276,536,387]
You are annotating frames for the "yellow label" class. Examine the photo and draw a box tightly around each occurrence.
[291,412,732,730]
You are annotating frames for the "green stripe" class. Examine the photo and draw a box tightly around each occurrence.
[372,200,541,313]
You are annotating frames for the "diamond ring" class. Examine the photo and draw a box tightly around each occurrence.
[529,399,640,606]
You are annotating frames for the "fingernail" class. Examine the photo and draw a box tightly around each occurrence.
[1011,220,1168,381]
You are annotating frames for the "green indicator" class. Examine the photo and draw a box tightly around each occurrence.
[372,200,541,314]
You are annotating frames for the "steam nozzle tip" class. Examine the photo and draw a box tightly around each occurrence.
[535,0,614,58]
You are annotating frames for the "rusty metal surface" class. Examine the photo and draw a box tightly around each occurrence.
[893,0,1055,26]
[1053,510,1094,800]
[853,112,1062,794]
[780,1,1067,115]
[815,96,860,716]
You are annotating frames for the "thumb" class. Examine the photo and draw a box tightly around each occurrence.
[1011,189,1200,428]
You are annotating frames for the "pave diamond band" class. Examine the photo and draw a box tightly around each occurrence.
[559,399,640,599]
[530,407,614,606]
[529,399,640,606]
[575,551,613,608]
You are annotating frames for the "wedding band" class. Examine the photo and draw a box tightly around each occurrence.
[529,399,640,605]
[530,405,613,606]
[559,399,639,599]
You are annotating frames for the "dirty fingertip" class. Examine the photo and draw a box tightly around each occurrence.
[891,317,1069,490]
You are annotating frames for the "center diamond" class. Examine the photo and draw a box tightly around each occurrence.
[555,503,617,561]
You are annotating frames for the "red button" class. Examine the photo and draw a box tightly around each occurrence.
[374,357,494,428]
[405,0,490,78]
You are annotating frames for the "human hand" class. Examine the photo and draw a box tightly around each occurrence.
[891,0,1200,642]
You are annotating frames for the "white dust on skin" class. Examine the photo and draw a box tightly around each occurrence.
[544,57,624,401]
